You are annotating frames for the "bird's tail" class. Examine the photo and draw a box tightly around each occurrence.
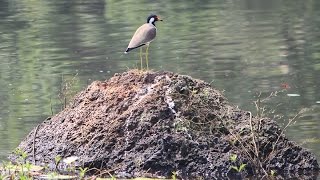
[124,47,134,54]
[124,48,130,54]
[124,44,145,54]
[124,48,134,54]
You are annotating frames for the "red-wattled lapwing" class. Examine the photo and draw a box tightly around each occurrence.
[124,14,163,70]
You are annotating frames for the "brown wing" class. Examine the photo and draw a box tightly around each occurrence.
[126,23,156,52]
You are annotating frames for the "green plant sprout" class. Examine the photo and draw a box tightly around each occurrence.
[270,169,276,177]
[231,163,246,173]
[79,167,88,179]
[172,171,177,180]
[54,155,62,170]
[230,154,237,162]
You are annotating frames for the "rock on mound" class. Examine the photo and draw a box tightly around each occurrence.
[11,70,319,179]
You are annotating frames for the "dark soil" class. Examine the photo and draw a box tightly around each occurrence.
[10,70,319,179]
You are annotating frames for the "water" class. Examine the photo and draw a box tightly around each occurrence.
[0,0,319,165]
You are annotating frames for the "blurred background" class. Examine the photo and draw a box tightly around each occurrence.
[0,0,319,160]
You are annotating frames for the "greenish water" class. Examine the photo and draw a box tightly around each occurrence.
[0,0,319,165]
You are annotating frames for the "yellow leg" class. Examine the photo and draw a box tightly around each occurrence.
[140,47,143,70]
[146,45,149,70]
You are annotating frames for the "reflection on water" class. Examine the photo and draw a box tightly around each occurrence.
[0,0,319,162]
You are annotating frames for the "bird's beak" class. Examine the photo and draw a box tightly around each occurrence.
[157,16,163,21]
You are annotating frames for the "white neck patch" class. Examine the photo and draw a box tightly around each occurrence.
[148,17,155,24]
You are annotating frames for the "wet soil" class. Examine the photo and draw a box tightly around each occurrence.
[10,70,319,179]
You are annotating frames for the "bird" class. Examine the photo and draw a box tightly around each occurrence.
[124,14,163,70]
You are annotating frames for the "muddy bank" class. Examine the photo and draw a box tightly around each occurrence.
[10,70,319,179]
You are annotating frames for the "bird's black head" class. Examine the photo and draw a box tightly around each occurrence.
[147,14,163,26]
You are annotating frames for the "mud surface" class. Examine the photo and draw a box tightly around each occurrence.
[10,70,319,179]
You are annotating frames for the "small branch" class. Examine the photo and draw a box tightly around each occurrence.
[273,109,304,151]
[248,112,259,158]
[32,124,41,164]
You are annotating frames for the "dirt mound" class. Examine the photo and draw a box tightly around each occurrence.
[10,70,319,179]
